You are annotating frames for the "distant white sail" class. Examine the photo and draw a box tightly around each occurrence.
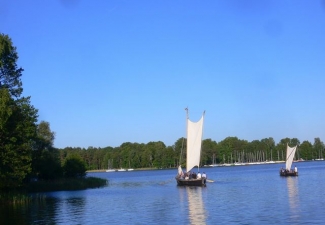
[285,144,297,170]
[186,113,204,172]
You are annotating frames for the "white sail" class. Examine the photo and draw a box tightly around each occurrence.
[186,113,204,172]
[285,144,297,170]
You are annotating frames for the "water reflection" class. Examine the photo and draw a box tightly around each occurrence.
[179,187,206,225]
[54,197,86,224]
[287,177,300,223]
[0,204,29,225]
[0,197,61,225]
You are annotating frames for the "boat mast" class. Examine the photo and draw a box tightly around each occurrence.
[179,107,189,167]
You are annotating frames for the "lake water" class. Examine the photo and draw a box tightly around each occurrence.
[1,161,325,225]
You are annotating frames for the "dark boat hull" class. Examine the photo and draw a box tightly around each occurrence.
[175,177,206,186]
[280,170,298,176]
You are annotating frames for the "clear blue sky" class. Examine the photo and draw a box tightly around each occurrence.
[1,0,325,148]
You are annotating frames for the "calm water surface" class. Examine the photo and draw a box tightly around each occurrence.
[1,161,325,225]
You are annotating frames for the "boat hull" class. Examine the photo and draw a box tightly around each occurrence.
[175,177,206,186]
[280,170,298,176]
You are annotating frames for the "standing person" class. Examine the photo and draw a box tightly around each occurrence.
[197,172,201,179]
[294,165,298,173]
[202,172,207,184]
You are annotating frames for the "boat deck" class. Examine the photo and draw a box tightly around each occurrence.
[279,170,298,176]
[175,177,206,186]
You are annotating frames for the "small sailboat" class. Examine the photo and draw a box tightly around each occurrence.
[280,144,298,176]
[175,109,206,186]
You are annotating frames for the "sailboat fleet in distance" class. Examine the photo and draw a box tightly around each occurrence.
[106,159,134,172]
[106,168,134,172]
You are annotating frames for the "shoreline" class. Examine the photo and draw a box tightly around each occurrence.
[87,167,163,173]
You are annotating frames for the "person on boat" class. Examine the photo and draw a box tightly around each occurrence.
[294,165,298,173]
[202,172,207,184]
[197,172,201,179]
[179,170,184,179]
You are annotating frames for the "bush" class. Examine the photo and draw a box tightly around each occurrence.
[33,149,63,180]
[63,155,86,178]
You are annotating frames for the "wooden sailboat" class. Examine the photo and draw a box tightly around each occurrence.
[175,109,206,186]
[280,144,298,176]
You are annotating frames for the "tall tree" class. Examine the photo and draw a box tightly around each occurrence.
[0,34,23,98]
[299,141,313,160]
[37,121,55,147]
[313,137,324,159]
[201,139,218,165]
[0,33,39,188]
[0,89,38,188]
[63,154,86,178]
[32,121,61,180]
[261,137,275,161]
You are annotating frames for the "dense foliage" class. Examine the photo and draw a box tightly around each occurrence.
[0,33,39,189]
[57,136,325,171]
[63,155,86,178]
[0,89,37,188]
[0,33,23,98]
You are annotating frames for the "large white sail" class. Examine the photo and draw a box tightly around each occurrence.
[285,144,297,170]
[186,113,204,172]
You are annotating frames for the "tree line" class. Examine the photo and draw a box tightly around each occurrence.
[58,136,324,171]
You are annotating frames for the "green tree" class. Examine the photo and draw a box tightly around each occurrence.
[0,34,23,98]
[32,121,61,180]
[35,150,62,180]
[261,137,275,161]
[63,154,86,178]
[299,141,313,160]
[0,89,38,188]
[36,121,55,146]
[218,137,248,164]
[313,138,324,160]
[174,137,186,167]
[151,141,166,168]
[162,146,176,168]
[201,139,218,165]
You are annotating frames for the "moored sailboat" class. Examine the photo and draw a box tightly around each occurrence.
[106,159,115,172]
[280,144,298,176]
[175,109,206,186]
